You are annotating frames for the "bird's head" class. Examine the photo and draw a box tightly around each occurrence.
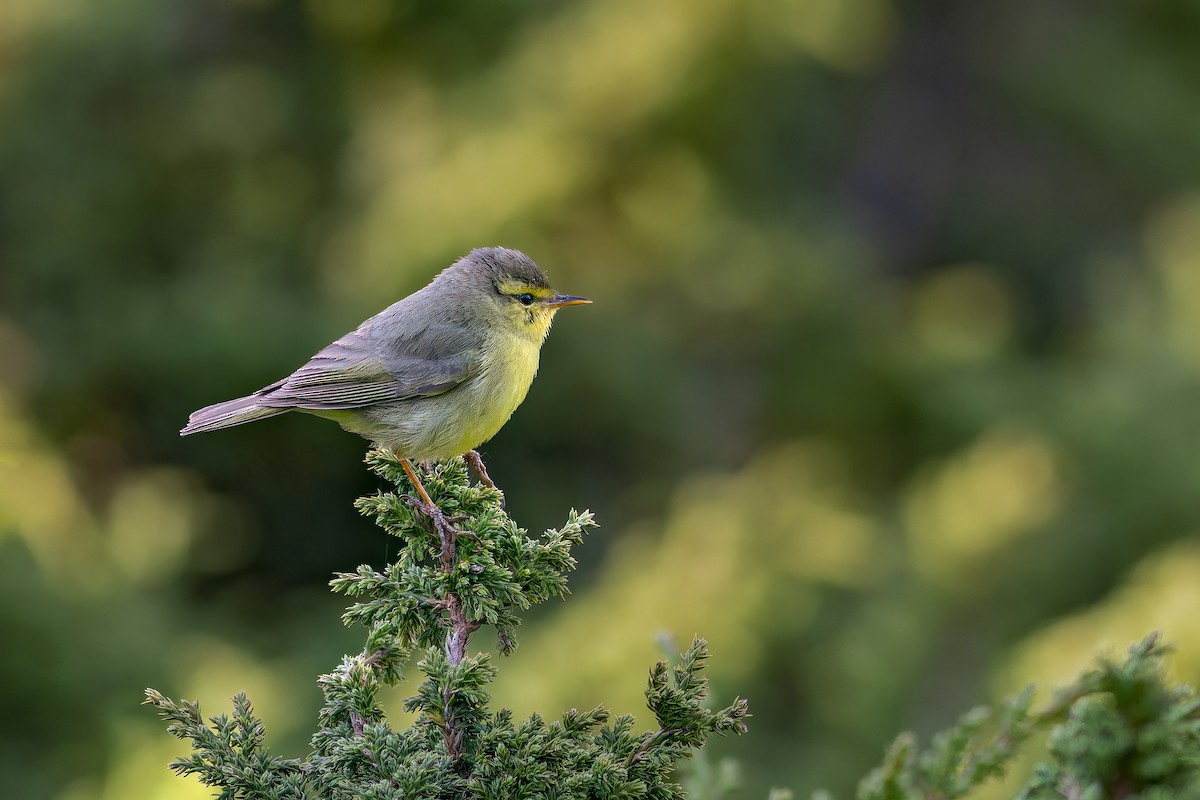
[461,247,591,343]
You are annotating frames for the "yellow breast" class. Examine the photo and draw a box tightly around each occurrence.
[452,330,540,452]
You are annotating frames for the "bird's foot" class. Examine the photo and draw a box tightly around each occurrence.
[462,450,496,489]
[403,497,483,570]
[403,494,466,538]
[463,450,504,507]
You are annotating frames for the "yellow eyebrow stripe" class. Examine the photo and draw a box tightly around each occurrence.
[496,280,554,299]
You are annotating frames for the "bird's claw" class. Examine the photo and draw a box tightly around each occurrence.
[463,450,506,508]
[463,450,496,490]
[403,494,456,533]
[402,495,478,544]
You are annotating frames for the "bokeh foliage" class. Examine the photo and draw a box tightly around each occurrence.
[2,1,1200,798]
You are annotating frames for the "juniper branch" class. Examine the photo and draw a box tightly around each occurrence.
[146,448,753,799]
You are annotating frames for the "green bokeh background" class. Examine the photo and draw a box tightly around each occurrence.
[3,1,1200,798]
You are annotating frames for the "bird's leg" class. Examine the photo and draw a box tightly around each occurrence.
[462,450,497,490]
[399,458,463,548]
[399,457,438,508]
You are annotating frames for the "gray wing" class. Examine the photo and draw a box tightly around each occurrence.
[256,318,480,411]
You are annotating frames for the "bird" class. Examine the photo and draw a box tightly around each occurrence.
[181,246,590,531]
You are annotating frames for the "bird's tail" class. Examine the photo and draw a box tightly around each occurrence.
[180,395,287,436]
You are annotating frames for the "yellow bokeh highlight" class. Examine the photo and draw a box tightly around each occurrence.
[59,721,212,800]
[998,538,1200,694]
[106,469,203,584]
[492,441,880,722]
[0,386,231,592]
[170,635,305,738]
[0,388,112,593]
[905,427,1061,588]
[0,0,87,101]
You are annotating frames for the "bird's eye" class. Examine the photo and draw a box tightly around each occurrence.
[517,293,535,306]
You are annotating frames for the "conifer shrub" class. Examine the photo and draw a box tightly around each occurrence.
[146,449,749,799]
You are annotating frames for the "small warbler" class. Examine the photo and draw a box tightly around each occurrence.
[181,247,590,528]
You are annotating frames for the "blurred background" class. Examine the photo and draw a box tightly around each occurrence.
[3,0,1200,797]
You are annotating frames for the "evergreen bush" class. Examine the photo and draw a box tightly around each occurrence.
[146,449,749,798]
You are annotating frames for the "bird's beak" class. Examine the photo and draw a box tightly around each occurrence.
[545,294,592,308]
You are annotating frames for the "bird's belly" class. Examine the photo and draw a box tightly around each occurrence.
[351,336,541,461]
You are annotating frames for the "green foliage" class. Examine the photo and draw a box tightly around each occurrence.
[845,634,1200,800]
[6,3,1200,798]
[146,450,748,798]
